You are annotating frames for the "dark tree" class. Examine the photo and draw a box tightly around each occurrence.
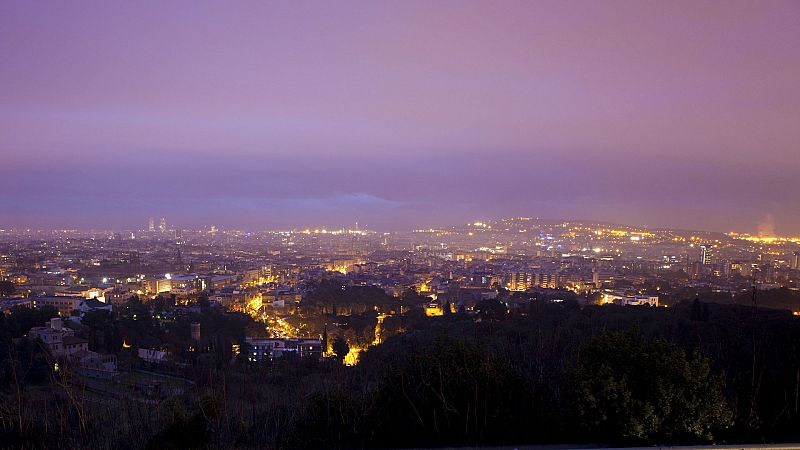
[475,298,508,319]
[0,280,15,296]
[691,297,703,321]
[701,303,710,321]
[572,330,733,444]
[331,336,349,363]
[80,309,116,353]
[322,325,328,354]
[1,305,58,338]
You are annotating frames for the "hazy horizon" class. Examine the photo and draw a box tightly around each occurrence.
[2,1,799,234]
[0,214,787,237]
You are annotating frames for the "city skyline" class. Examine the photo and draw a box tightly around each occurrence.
[3,1,800,233]
[1,214,797,239]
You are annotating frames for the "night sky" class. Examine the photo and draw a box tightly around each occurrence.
[2,1,799,233]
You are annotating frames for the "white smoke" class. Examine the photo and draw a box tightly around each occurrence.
[757,213,776,237]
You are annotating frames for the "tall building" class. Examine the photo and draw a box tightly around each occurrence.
[700,245,713,266]
[535,272,560,289]
[159,217,167,232]
[508,272,533,291]
[792,251,800,270]
[148,217,155,232]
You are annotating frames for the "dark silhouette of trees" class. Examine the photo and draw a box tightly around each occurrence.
[1,305,58,338]
[301,279,395,316]
[79,310,117,353]
[572,330,732,444]
[691,297,703,321]
[0,280,15,296]
[146,394,218,449]
[475,298,508,319]
[3,298,800,448]
[331,336,349,363]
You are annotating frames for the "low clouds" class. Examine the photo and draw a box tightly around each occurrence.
[1,149,797,233]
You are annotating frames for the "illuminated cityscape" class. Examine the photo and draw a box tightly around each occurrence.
[2,217,800,446]
[2,1,800,449]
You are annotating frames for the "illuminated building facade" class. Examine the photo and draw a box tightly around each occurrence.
[700,245,713,266]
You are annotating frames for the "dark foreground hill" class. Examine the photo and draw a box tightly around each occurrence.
[2,300,799,449]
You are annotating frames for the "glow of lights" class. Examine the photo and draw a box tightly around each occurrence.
[727,232,800,244]
[344,347,361,366]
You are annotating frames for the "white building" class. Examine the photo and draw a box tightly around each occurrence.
[28,317,117,377]
[138,348,167,363]
[602,292,659,307]
[28,318,86,356]
[245,337,323,360]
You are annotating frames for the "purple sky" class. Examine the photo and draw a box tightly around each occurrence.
[2,1,799,233]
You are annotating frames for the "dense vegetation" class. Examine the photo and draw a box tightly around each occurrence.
[1,297,799,449]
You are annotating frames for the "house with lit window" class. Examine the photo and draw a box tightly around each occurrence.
[28,317,117,378]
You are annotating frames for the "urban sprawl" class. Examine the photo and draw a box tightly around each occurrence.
[2,217,799,381]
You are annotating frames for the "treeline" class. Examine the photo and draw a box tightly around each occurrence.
[277,301,799,448]
[2,299,800,449]
[667,286,800,311]
[296,280,434,348]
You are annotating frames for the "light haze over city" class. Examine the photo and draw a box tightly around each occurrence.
[2,1,799,233]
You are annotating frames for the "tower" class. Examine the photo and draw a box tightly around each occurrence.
[322,326,328,355]
[700,245,713,266]
[159,217,167,232]
[148,217,155,232]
